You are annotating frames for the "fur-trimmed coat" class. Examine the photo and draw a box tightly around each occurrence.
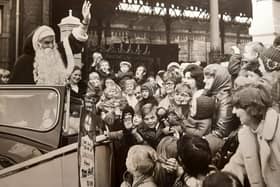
[11,31,84,84]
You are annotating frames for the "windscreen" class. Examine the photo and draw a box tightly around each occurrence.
[0,89,59,131]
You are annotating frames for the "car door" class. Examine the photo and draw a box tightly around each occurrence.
[0,85,66,152]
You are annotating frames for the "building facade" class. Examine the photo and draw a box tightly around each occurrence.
[3,0,251,70]
[0,0,51,69]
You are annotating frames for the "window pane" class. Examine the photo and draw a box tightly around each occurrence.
[0,89,59,131]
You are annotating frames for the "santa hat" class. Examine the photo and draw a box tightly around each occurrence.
[32,25,55,51]
[261,46,280,72]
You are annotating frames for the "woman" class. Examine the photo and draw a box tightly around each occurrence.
[223,83,280,187]
[158,71,181,110]
[106,105,141,187]
[182,64,205,95]
[68,66,87,115]
[202,64,235,154]
[68,66,87,99]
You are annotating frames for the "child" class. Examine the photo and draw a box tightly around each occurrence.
[155,107,182,139]
[133,114,142,127]
[134,85,143,102]
[123,79,138,110]
[137,107,161,149]
[134,65,147,85]
[90,52,103,72]
[154,70,166,101]
[116,61,134,84]
[173,135,212,187]
[96,59,114,87]
[0,68,10,84]
[167,62,180,74]
[154,136,178,187]
[156,107,169,127]
[202,171,242,187]
[228,42,264,83]
[135,82,158,116]
[182,93,215,137]
[170,82,192,118]
[121,145,158,187]
[86,72,103,108]
[159,71,181,110]
[88,71,100,82]
[105,105,143,187]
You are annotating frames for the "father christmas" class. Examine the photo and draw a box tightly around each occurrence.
[11,1,91,85]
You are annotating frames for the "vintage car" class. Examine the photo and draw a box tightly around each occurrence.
[0,85,113,187]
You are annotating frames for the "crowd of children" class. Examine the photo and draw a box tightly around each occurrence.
[75,39,261,186]
[6,34,280,186]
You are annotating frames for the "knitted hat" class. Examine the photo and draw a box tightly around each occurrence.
[167,62,180,71]
[141,82,154,96]
[100,99,115,110]
[261,46,280,72]
[190,94,215,120]
[120,61,132,68]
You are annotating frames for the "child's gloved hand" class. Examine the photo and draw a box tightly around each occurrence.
[231,46,240,55]
[161,158,178,173]
[162,126,174,135]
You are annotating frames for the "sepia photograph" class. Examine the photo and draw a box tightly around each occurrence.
[0,0,279,187]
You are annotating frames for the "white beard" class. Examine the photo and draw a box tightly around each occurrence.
[33,47,69,85]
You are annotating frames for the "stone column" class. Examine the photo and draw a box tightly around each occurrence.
[250,0,280,46]
[209,0,222,63]
[163,15,171,45]
[58,10,82,66]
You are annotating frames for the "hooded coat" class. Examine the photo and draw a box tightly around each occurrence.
[135,82,158,115]
[203,64,234,138]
